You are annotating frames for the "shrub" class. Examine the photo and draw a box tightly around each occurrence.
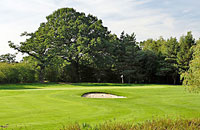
[15,63,37,83]
[0,63,37,83]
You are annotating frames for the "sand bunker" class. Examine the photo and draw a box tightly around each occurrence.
[82,92,126,98]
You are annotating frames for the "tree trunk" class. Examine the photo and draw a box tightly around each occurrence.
[72,61,80,83]
[173,77,176,85]
[39,65,45,83]
[128,76,131,84]
[172,74,177,85]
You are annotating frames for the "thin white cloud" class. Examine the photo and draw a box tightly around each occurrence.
[65,0,199,40]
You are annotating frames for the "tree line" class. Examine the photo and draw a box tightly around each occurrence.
[0,8,199,89]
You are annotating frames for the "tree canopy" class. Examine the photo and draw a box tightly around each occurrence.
[182,40,200,92]
[45,8,112,82]
[4,7,199,88]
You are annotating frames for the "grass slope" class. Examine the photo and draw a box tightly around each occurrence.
[0,83,199,129]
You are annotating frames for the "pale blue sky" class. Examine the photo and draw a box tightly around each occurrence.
[0,0,199,60]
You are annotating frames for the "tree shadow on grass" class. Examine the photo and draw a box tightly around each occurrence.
[0,82,60,90]
[0,85,39,90]
[0,82,164,90]
[71,83,152,87]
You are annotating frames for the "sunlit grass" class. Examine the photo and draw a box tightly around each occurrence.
[0,83,199,129]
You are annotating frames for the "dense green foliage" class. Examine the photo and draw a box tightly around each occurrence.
[0,83,200,129]
[46,8,113,82]
[114,32,140,83]
[63,118,200,130]
[0,63,36,83]
[161,37,179,84]
[3,7,199,86]
[140,32,196,84]
[177,32,195,73]
[182,40,200,91]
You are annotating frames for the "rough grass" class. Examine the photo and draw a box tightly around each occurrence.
[0,83,200,129]
[62,118,200,130]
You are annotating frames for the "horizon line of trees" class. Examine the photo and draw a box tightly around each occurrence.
[0,8,199,90]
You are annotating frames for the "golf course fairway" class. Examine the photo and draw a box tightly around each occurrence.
[0,83,200,130]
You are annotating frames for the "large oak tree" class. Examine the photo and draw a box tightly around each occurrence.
[9,8,112,82]
[45,8,112,82]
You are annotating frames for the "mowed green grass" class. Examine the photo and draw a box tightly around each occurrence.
[0,83,200,130]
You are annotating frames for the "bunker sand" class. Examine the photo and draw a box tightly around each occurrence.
[82,92,126,98]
